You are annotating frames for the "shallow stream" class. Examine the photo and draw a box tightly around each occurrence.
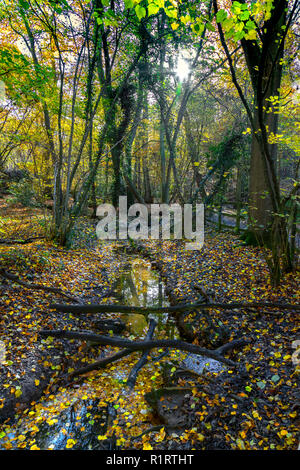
[0,256,223,450]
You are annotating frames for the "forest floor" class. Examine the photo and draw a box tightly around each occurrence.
[0,199,299,450]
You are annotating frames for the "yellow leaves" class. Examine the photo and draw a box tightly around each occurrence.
[277,429,288,439]
[242,128,251,135]
[235,22,244,32]
[180,15,191,25]
[15,388,22,398]
[29,425,39,434]
[30,444,40,450]
[154,427,166,442]
[66,439,76,449]
[236,438,246,450]
[252,410,262,420]
[34,379,40,386]
[245,30,257,41]
[47,418,58,426]
[116,437,126,446]
[143,442,153,450]
[0,216,297,452]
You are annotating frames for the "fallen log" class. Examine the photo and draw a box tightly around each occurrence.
[126,319,157,389]
[70,320,156,379]
[0,236,45,245]
[215,337,250,355]
[69,348,134,378]
[70,345,170,379]
[48,301,300,314]
[39,329,241,367]
[0,269,81,303]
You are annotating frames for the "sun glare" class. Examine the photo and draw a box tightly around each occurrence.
[176,56,190,82]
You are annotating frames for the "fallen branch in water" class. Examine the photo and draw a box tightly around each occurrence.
[0,269,81,303]
[48,301,300,314]
[126,319,157,389]
[69,348,134,378]
[70,344,170,379]
[39,329,251,367]
[69,322,157,379]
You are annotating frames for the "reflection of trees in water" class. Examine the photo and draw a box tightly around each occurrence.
[115,258,176,336]
[123,259,152,306]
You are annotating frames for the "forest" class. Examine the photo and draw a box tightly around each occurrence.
[0,0,299,453]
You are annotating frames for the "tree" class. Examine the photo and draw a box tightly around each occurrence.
[2,0,147,244]
[212,0,299,284]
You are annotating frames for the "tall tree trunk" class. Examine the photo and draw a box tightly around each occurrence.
[235,165,242,233]
[159,18,167,203]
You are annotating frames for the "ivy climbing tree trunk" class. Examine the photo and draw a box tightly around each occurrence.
[214,0,298,285]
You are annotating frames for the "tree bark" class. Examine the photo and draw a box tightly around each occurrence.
[39,329,240,367]
[49,301,300,314]
[126,318,157,388]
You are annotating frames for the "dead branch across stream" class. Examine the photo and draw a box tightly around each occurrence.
[39,329,251,368]
[49,301,300,315]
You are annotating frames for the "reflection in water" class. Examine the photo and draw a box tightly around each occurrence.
[114,258,176,339]
[115,259,168,308]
